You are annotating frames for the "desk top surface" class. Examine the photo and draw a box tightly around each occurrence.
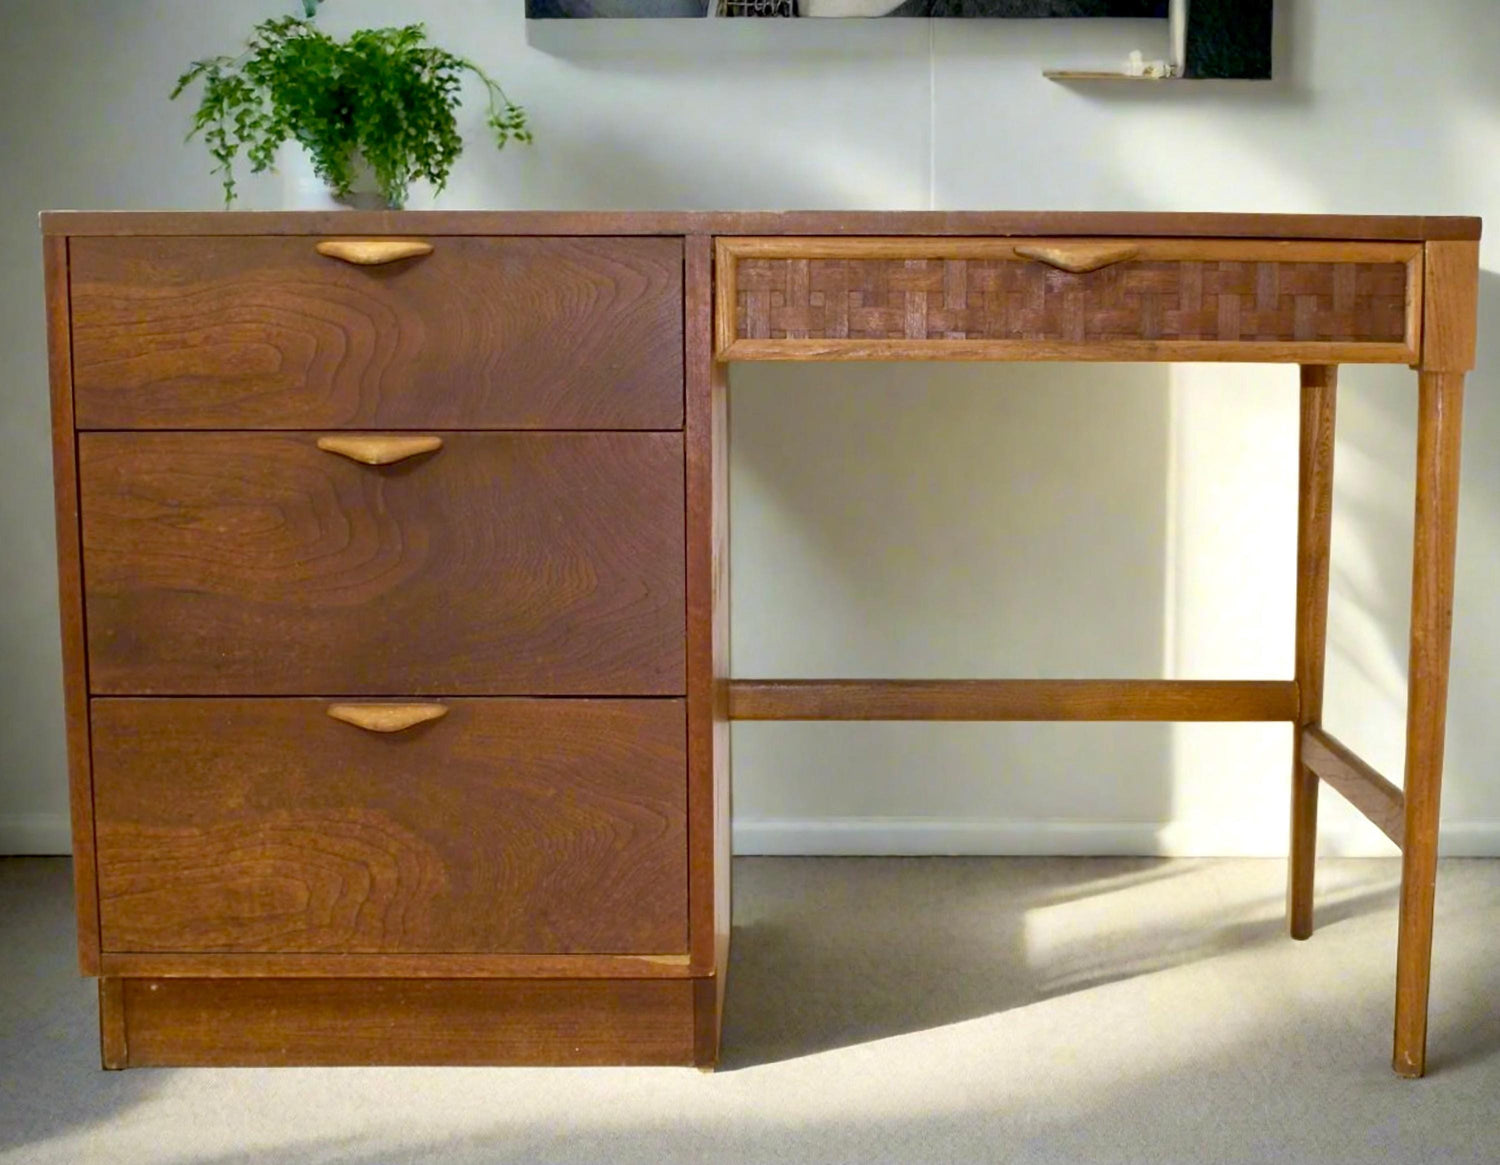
[41,210,1481,241]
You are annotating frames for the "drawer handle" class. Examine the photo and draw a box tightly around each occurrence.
[327,703,449,733]
[315,239,435,266]
[317,435,443,466]
[1014,243,1140,274]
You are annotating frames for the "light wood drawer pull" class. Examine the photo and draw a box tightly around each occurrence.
[316,435,443,466]
[315,239,435,265]
[327,703,449,733]
[1014,243,1140,274]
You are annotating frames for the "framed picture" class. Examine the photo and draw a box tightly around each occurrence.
[527,1,1164,17]
[526,0,1272,80]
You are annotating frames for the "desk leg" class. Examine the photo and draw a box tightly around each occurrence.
[1288,365,1337,940]
[1393,370,1465,1078]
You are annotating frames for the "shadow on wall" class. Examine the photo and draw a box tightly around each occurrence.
[727,360,1181,838]
[1324,269,1500,836]
[506,16,934,210]
[1439,270,1500,831]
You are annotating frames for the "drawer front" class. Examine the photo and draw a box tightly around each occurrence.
[81,432,684,695]
[717,237,1422,362]
[70,236,684,429]
[92,698,687,954]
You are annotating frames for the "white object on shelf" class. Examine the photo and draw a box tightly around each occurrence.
[278,143,389,211]
[1125,50,1173,79]
[1045,1,1182,83]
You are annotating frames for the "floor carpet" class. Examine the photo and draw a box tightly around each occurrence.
[2,855,1498,1164]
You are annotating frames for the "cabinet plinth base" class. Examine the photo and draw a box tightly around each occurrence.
[99,975,716,1068]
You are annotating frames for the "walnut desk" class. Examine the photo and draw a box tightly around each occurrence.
[41,211,1480,1077]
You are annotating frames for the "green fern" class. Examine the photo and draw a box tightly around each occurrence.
[171,14,531,207]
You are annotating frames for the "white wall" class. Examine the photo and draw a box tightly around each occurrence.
[1,0,1496,857]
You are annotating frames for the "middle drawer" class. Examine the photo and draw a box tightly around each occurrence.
[80,431,685,695]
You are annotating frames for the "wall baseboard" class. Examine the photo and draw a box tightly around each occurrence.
[6,812,1499,859]
[732,816,1500,858]
[0,813,72,856]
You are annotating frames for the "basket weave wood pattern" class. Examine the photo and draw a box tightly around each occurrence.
[734,257,1409,343]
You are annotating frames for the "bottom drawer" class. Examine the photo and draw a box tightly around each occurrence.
[91,698,686,956]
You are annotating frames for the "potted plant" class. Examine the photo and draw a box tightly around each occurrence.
[171,4,531,208]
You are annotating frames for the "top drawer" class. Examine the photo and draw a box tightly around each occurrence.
[69,236,684,430]
[715,237,1422,364]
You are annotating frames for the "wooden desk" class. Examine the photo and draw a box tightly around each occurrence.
[41,211,1480,1077]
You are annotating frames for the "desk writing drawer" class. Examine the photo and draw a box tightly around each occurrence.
[80,431,685,695]
[70,236,684,429]
[92,697,687,955]
[716,237,1422,363]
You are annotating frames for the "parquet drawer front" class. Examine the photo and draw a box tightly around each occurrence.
[69,236,684,430]
[92,697,688,955]
[717,238,1422,362]
[80,431,685,695]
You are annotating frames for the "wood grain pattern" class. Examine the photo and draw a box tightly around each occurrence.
[41,210,1484,242]
[708,354,732,1060]
[325,703,449,732]
[1420,241,1480,371]
[721,238,1425,263]
[314,238,434,265]
[117,977,696,1066]
[99,951,692,978]
[1288,365,1338,940]
[1300,726,1404,849]
[42,211,1484,1076]
[719,338,1417,365]
[1013,242,1140,272]
[91,698,687,954]
[99,978,126,1069]
[315,434,443,465]
[729,679,1299,721]
[1394,370,1465,1078]
[684,237,732,1064]
[686,236,716,972]
[693,975,718,1071]
[70,236,684,430]
[714,239,740,366]
[43,235,102,975]
[80,431,685,695]
[729,246,1411,347]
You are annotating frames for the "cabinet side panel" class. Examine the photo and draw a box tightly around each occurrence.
[44,234,99,974]
[687,235,717,971]
[686,235,732,1065]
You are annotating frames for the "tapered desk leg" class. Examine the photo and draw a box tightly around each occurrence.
[1288,366,1338,940]
[1392,370,1465,1078]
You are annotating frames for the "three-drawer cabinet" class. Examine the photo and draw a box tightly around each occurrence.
[45,221,730,1068]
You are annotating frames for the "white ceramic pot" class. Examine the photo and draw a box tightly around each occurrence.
[278,143,392,210]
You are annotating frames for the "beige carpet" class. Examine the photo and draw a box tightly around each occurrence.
[3,855,1499,1164]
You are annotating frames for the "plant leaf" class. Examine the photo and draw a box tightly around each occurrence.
[171,15,530,206]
